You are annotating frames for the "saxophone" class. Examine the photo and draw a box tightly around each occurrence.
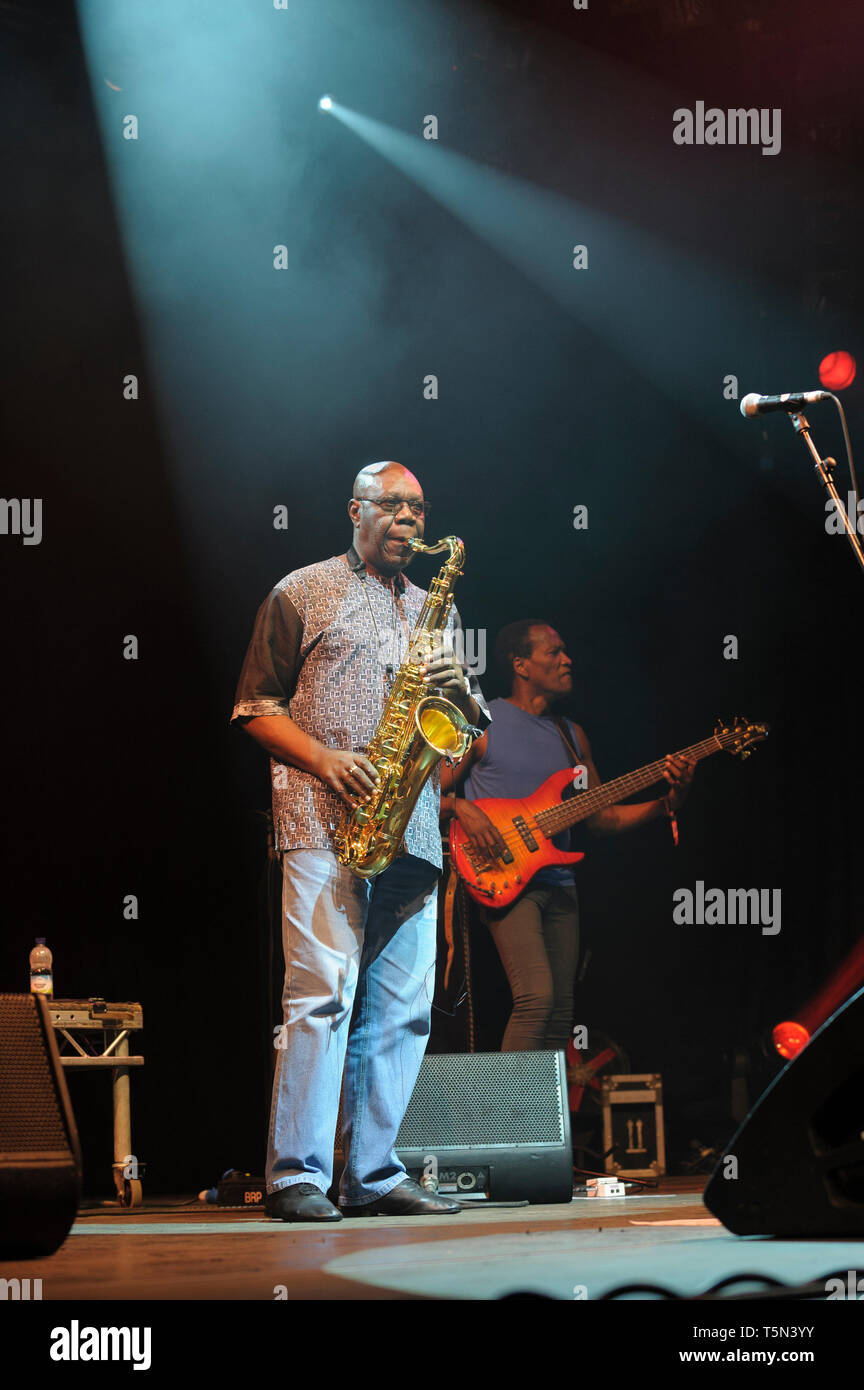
[334,535,476,878]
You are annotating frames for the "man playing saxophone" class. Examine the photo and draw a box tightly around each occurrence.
[231,461,489,1221]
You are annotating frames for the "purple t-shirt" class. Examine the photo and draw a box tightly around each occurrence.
[464,698,584,886]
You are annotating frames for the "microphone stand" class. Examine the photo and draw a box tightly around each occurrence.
[788,411,864,577]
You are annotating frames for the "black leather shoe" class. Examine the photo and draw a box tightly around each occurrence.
[265,1183,343,1222]
[341,1178,462,1217]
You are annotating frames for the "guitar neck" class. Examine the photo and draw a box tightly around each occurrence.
[536,735,725,836]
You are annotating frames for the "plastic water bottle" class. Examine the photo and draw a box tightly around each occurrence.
[29,938,53,997]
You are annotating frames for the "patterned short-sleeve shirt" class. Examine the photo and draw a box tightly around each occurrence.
[231,547,489,872]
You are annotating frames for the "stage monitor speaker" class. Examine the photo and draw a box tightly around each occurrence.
[0,993,82,1258]
[394,1050,573,1204]
[704,984,864,1235]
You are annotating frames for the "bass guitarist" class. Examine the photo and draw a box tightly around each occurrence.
[440,620,695,1052]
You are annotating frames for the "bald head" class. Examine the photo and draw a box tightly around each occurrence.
[352,460,422,500]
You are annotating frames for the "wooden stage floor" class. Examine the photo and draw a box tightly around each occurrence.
[5,1177,864,1302]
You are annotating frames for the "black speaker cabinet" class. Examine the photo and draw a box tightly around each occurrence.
[0,993,82,1257]
[705,984,864,1235]
[394,1050,573,1204]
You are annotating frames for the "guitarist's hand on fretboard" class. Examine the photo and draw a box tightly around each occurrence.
[663,753,696,810]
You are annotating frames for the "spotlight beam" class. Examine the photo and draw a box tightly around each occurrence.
[324,102,794,437]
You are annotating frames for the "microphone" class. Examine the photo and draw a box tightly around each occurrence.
[740,389,832,418]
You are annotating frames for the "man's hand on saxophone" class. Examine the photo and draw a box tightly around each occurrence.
[313,747,381,809]
[238,712,381,810]
[419,639,464,692]
[420,639,482,725]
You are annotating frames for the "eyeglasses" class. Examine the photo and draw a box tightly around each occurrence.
[353,497,431,518]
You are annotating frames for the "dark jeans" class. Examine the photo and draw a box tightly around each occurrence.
[482,882,580,1052]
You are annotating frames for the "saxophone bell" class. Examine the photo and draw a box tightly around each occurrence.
[415,694,472,760]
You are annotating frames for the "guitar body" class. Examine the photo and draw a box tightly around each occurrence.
[449,767,586,909]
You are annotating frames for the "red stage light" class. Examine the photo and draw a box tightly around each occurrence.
[818,351,856,391]
[772,1020,810,1060]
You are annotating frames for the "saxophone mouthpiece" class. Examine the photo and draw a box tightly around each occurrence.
[408,535,464,558]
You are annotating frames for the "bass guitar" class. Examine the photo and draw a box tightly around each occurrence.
[449,716,768,908]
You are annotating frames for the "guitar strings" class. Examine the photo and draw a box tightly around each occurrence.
[461,734,735,865]
[537,736,724,836]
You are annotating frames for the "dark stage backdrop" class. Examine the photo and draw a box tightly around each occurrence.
[2,0,863,1193]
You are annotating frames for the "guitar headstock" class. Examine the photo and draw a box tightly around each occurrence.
[715,716,770,760]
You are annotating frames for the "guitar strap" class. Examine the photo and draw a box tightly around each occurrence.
[553,716,583,767]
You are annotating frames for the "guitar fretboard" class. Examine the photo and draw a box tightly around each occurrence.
[535,734,728,837]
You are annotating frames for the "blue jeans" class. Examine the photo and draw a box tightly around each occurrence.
[266,848,439,1206]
